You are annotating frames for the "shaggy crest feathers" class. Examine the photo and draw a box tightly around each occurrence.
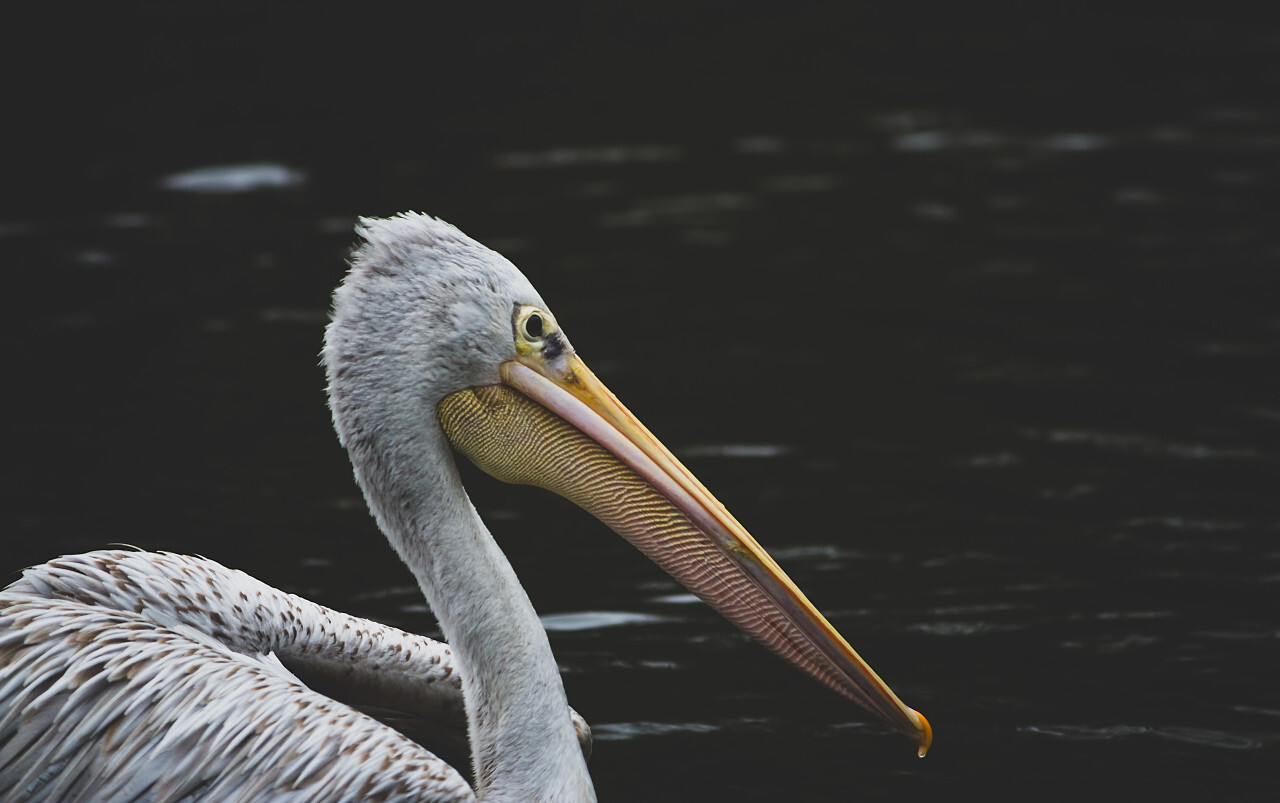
[325,212,549,411]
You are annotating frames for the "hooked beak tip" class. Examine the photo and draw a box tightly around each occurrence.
[913,710,933,757]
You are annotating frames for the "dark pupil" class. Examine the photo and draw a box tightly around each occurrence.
[525,314,544,339]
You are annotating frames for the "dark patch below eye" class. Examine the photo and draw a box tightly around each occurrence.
[543,331,565,360]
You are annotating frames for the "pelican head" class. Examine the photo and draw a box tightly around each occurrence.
[325,213,931,765]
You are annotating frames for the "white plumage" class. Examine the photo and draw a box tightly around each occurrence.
[1,213,929,802]
[1,551,481,800]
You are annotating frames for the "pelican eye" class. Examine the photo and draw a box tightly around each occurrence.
[522,312,545,341]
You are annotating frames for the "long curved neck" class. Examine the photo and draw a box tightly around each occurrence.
[345,412,595,802]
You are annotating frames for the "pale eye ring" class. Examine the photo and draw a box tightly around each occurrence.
[522,312,545,341]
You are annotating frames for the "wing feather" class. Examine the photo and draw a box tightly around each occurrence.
[1,552,478,802]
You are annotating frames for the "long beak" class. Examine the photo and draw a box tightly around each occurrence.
[437,353,931,756]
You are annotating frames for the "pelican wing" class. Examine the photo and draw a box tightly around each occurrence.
[2,551,591,800]
[9,552,469,727]
[0,595,473,801]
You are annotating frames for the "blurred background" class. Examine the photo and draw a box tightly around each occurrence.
[4,3,1278,799]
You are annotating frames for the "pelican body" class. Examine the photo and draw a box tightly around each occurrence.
[0,214,929,801]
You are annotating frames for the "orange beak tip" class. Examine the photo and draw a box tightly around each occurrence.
[914,710,933,757]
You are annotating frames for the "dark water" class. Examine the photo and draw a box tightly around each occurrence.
[5,5,1279,799]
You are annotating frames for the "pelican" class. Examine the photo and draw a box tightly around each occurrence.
[0,213,930,801]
